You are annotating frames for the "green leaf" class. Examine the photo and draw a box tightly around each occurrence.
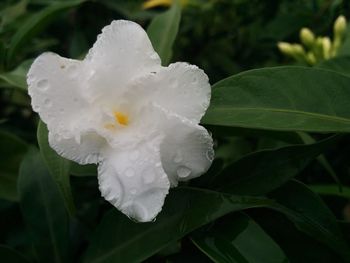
[191,213,288,263]
[297,132,340,186]
[310,184,350,199]
[212,135,339,195]
[0,245,29,263]
[70,162,97,177]
[18,148,69,263]
[0,130,28,201]
[7,0,84,65]
[147,0,181,65]
[83,187,274,263]
[37,120,75,216]
[317,56,350,77]
[203,66,350,132]
[0,0,27,30]
[84,183,349,262]
[269,180,350,262]
[0,59,32,90]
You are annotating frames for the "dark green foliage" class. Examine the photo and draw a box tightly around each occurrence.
[2,1,350,262]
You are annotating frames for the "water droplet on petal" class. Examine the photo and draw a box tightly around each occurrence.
[130,188,138,195]
[206,149,214,162]
[43,98,52,107]
[37,79,49,90]
[143,167,156,184]
[177,166,191,178]
[174,151,183,163]
[67,65,78,79]
[125,168,135,177]
[129,150,140,161]
[32,105,40,112]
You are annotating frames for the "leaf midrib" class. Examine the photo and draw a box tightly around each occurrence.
[207,107,350,124]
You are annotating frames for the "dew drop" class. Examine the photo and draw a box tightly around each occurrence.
[32,105,40,112]
[37,79,49,90]
[177,166,191,178]
[143,167,156,184]
[130,188,138,195]
[174,151,183,163]
[125,168,135,177]
[206,149,214,162]
[129,150,140,161]
[67,64,78,78]
[43,98,52,107]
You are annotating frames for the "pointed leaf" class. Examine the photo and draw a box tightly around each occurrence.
[0,245,29,263]
[37,120,75,216]
[0,59,32,90]
[147,0,181,65]
[213,135,339,195]
[7,0,84,65]
[203,66,350,132]
[191,213,288,263]
[83,188,274,263]
[269,180,350,262]
[18,148,69,263]
[0,130,27,201]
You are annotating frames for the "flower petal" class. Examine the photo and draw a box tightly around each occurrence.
[157,106,214,186]
[135,62,211,123]
[84,20,161,104]
[98,136,170,222]
[48,131,105,165]
[27,52,107,164]
[28,52,89,135]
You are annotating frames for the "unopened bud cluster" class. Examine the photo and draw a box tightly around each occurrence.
[277,15,347,65]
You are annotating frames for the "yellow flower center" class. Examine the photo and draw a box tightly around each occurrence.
[114,111,129,126]
[104,111,129,130]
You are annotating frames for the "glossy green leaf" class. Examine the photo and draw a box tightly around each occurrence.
[83,187,274,263]
[7,0,84,65]
[192,213,288,263]
[18,148,69,263]
[0,130,27,201]
[70,162,97,177]
[212,135,339,195]
[37,120,75,216]
[317,56,350,77]
[0,245,29,263]
[310,184,350,199]
[0,59,32,90]
[0,0,27,30]
[147,0,181,65]
[203,66,350,132]
[269,180,350,262]
[253,209,343,263]
[297,131,339,185]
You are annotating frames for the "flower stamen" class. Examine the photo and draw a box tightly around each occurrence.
[114,111,129,126]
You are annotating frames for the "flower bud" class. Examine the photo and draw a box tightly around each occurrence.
[306,52,317,65]
[334,15,347,39]
[291,44,305,56]
[322,37,332,59]
[277,42,294,56]
[300,27,315,48]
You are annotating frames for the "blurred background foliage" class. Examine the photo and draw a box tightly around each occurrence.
[2,0,350,262]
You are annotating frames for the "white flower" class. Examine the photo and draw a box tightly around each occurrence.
[27,20,214,222]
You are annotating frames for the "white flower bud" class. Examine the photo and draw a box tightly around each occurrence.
[277,42,294,56]
[334,15,347,39]
[322,37,332,59]
[300,28,315,48]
